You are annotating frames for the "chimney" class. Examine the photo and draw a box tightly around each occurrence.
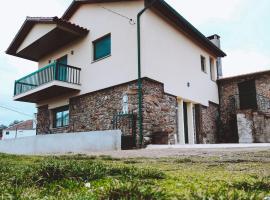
[208,34,223,78]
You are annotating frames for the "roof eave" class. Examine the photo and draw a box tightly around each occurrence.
[149,0,226,57]
[62,0,226,57]
[6,17,89,60]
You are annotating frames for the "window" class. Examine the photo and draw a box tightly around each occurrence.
[238,80,257,110]
[200,56,206,73]
[53,106,69,128]
[93,34,111,61]
[209,57,216,81]
[6,131,9,135]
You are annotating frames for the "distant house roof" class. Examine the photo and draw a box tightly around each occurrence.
[218,69,270,82]
[62,0,226,57]
[5,120,35,131]
[6,17,89,60]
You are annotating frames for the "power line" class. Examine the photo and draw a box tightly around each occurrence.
[100,6,136,25]
[0,105,33,118]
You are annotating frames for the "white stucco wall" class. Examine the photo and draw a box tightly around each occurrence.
[141,11,219,105]
[32,1,220,108]
[2,129,36,140]
[37,1,143,107]
[17,24,56,53]
[0,130,121,155]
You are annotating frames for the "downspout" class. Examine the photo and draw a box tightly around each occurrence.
[137,0,158,147]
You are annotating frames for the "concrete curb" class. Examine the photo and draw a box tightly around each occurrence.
[147,143,270,149]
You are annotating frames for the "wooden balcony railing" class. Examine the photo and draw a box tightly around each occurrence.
[14,62,81,96]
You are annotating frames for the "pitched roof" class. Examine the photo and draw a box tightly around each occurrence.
[218,69,270,82]
[5,120,35,131]
[6,17,89,57]
[62,0,226,57]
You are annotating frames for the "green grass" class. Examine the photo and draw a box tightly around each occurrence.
[0,152,270,200]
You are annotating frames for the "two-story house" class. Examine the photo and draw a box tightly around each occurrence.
[6,0,226,147]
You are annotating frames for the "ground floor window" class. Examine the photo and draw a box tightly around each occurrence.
[53,106,69,128]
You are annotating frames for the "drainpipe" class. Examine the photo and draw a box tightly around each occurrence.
[137,0,158,147]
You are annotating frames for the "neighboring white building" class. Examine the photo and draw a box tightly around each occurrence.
[2,120,36,140]
[6,0,226,147]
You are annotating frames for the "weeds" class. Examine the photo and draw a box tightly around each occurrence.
[0,153,270,199]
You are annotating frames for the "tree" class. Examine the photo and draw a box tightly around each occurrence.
[0,124,7,136]
[0,124,7,129]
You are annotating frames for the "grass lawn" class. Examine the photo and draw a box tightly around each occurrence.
[0,151,270,200]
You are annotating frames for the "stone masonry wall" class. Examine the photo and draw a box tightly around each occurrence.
[237,110,270,143]
[219,71,270,143]
[218,78,239,143]
[37,105,51,134]
[195,102,219,144]
[142,80,177,145]
[37,78,177,146]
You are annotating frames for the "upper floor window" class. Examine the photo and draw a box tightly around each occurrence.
[209,57,216,81]
[53,106,69,128]
[93,34,111,61]
[200,56,206,73]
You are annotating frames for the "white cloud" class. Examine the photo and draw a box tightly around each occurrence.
[222,49,270,77]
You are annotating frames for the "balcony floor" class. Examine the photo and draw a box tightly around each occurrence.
[13,80,81,103]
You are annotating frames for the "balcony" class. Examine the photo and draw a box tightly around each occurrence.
[14,62,81,103]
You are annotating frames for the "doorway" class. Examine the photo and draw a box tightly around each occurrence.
[177,99,195,145]
[57,55,68,82]
[183,102,189,144]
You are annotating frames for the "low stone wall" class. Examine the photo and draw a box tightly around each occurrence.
[0,130,121,155]
[195,102,219,144]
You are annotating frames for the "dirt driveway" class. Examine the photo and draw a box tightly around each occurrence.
[82,146,270,160]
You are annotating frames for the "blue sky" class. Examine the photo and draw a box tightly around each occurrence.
[0,0,270,125]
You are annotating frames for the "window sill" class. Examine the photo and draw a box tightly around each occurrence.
[92,54,111,64]
[52,126,69,129]
[201,70,208,74]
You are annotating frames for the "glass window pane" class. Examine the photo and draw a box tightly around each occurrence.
[56,112,62,127]
[54,107,69,128]
[63,110,69,126]
[94,35,111,60]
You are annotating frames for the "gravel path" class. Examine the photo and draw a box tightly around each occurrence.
[81,146,270,159]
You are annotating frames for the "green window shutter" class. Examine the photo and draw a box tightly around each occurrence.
[94,34,111,61]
